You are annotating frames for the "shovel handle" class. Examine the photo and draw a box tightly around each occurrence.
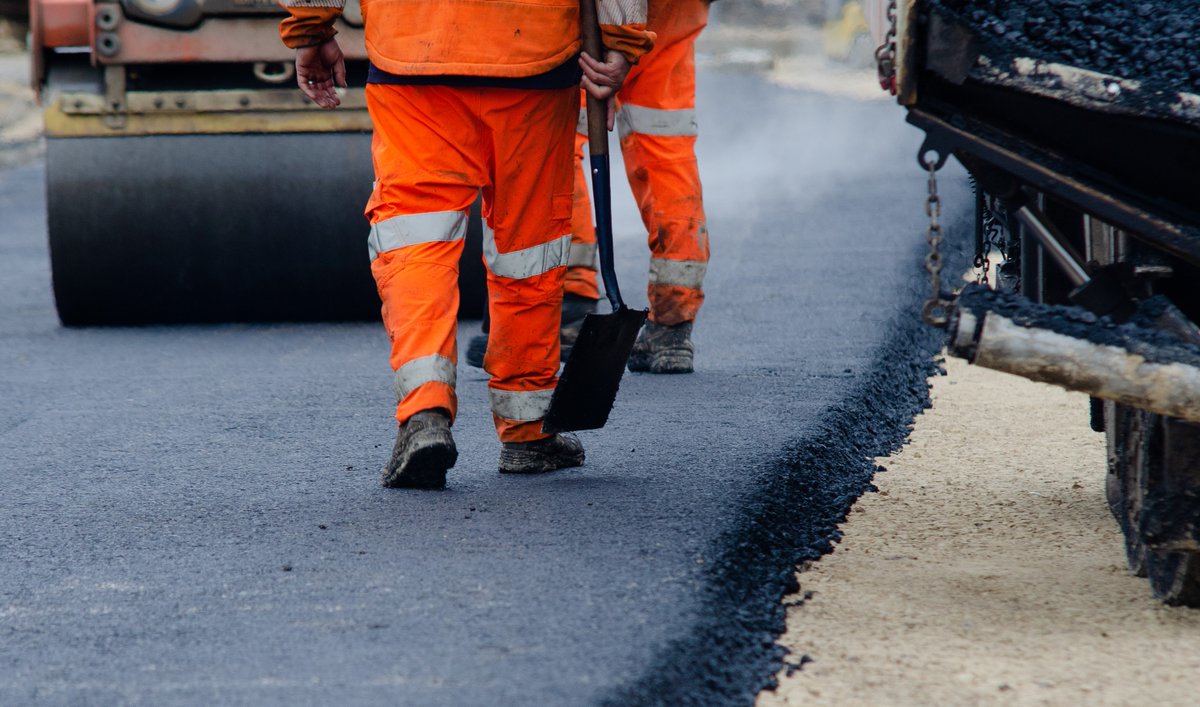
[579,0,624,311]
[579,0,608,157]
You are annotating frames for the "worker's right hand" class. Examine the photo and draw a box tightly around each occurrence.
[296,38,347,110]
[580,50,631,130]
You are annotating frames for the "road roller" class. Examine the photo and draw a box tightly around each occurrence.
[29,0,484,324]
[867,0,1200,605]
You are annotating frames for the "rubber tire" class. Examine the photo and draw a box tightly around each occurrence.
[1106,403,1200,605]
[1142,417,1200,606]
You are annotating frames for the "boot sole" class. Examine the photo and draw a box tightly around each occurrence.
[498,449,585,475]
[628,351,694,374]
[382,436,457,490]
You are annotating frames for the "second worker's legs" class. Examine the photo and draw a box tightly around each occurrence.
[621,0,710,374]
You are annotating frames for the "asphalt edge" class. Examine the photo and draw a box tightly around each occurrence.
[602,206,972,707]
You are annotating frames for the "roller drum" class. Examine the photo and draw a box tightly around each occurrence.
[46,133,486,325]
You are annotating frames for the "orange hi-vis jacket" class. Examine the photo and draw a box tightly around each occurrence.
[279,0,656,74]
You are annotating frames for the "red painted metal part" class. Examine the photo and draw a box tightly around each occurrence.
[100,15,368,65]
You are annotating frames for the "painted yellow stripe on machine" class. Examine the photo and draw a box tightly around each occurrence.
[44,106,372,137]
[616,104,698,139]
[482,224,572,280]
[489,387,555,422]
[368,211,467,261]
[43,89,372,137]
[649,258,707,289]
[394,354,457,401]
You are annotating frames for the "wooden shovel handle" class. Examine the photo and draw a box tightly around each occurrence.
[579,0,608,157]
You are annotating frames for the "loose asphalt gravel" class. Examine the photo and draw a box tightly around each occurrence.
[934,0,1200,93]
[0,72,969,705]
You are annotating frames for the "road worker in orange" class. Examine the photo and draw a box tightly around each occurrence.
[278,1,654,488]
[467,0,711,374]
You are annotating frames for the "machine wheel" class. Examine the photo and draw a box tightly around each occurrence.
[1106,402,1148,577]
[1142,417,1200,605]
[1107,404,1200,605]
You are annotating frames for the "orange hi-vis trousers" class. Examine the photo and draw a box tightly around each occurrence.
[565,0,710,326]
[365,83,577,443]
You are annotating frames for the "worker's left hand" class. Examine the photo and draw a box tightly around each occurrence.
[296,38,347,110]
[580,50,631,130]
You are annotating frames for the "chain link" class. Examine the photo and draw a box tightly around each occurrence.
[875,0,898,95]
[921,156,952,327]
[973,192,1011,287]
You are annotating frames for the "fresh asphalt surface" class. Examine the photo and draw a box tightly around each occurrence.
[0,73,970,705]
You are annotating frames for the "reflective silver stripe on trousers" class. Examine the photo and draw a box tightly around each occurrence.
[617,104,698,139]
[368,210,467,261]
[281,0,343,6]
[649,258,707,289]
[489,387,554,422]
[568,241,597,269]
[393,354,457,401]
[576,108,588,137]
[482,224,572,280]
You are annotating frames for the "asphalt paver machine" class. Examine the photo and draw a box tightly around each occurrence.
[869,0,1200,605]
[29,0,484,324]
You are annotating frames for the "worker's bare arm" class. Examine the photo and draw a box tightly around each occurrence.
[295,39,347,110]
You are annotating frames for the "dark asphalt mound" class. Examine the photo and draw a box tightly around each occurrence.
[602,218,971,706]
[933,0,1200,93]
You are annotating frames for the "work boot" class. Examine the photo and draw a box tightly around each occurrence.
[381,410,457,489]
[627,321,694,374]
[465,329,488,369]
[465,294,598,368]
[559,294,599,360]
[498,433,585,474]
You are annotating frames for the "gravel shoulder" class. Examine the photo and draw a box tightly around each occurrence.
[760,356,1200,706]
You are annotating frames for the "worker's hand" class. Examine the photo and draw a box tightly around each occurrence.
[296,38,347,110]
[580,50,631,130]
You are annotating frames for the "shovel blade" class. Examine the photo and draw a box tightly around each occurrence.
[542,306,648,433]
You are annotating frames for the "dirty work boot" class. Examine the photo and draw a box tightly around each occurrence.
[382,410,457,489]
[627,321,694,374]
[559,294,599,360]
[465,329,488,369]
[498,433,585,474]
[465,294,598,368]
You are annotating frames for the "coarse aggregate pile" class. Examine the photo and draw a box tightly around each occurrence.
[932,0,1200,94]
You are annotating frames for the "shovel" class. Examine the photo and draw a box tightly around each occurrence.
[541,0,648,434]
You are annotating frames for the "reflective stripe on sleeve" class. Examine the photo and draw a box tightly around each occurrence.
[649,258,707,289]
[482,224,572,280]
[393,354,457,401]
[567,241,597,269]
[489,387,555,422]
[576,108,588,137]
[368,210,467,261]
[617,104,698,139]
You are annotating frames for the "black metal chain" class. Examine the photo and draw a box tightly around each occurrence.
[922,156,952,327]
[970,180,1011,288]
[875,0,898,95]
